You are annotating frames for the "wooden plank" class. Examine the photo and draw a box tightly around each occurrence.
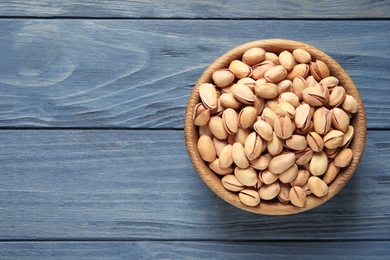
[0,241,388,259]
[0,129,388,240]
[0,19,389,129]
[0,0,389,19]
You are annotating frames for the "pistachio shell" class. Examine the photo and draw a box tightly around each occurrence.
[334,148,353,167]
[285,135,308,151]
[331,108,350,133]
[235,127,251,146]
[313,107,332,135]
[250,155,270,170]
[308,176,329,197]
[229,60,251,79]
[209,158,233,175]
[329,86,346,107]
[273,115,293,140]
[276,101,296,119]
[279,164,299,184]
[266,132,284,156]
[302,86,326,106]
[209,116,228,140]
[253,119,273,142]
[295,103,312,129]
[238,106,258,129]
[199,83,218,110]
[323,130,345,149]
[342,94,359,113]
[309,59,330,80]
[232,142,250,169]
[235,166,258,186]
[219,93,242,110]
[322,161,340,184]
[260,169,279,185]
[278,92,300,108]
[251,60,275,80]
[212,69,235,88]
[277,79,293,94]
[259,182,281,200]
[320,76,339,91]
[291,169,310,187]
[212,137,228,157]
[294,148,314,165]
[264,65,287,83]
[287,64,309,81]
[244,132,263,161]
[239,189,260,206]
[341,125,354,148]
[278,182,291,204]
[292,49,312,64]
[255,82,279,99]
[261,107,278,127]
[306,132,324,152]
[231,83,255,105]
[265,52,280,65]
[193,103,210,126]
[309,151,328,176]
[292,76,308,101]
[242,47,266,66]
[197,135,217,162]
[289,186,306,207]
[219,144,234,169]
[221,174,244,192]
[268,152,296,174]
[279,50,295,71]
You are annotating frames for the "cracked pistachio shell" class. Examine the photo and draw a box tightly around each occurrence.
[331,108,350,133]
[238,106,258,129]
[322,161,340,184]
[325,147,339,159]
[232,142,250,169]
[309,59,330,80]
[255,82,279,99]
[231,83,255,105]
[209,158,233,175]
[243,47,266,66]
[250,155,270,170]
[265,52,280,65]
[277,79,293,94]
[199,83,218,110]
[287,63,309,81]
[341,125,354,148]
[229,59,252,79]
[302,86,326,107]
[305,75,318,88]
[219,144,233,169]
[329,86,346,107]
[251,60,275,80]
[334,148,353,168]
[264,65,288,83]
[308,176,329,197]
[244,132,263,161]
[289,186,306,207]
[221,174,244,192]
[309,151,328,176]
[253,119,273,142]
[279,50,295,71]
[291,169,310,187]
[278,182,291,204]
[306,132,324,152]
[273,115,293,140]
[237,77,256,92]
[213,137,227,157]
[268,152,296,174]
[313,107,332,135]
[295,103,312,129]
[235,127,251,146]
[320,76,339,91]
[342,94,359,113]
[279,92,300,108]
[259,182,281,200]
[197,135,217,162]
[260,169,279,185]
[222,108,239,135]
[279,163,299,184]
[219,92,242,110]
[239,189,260,206]
[324,130,345,149]
[317,83,330,106]
[235,166,258,187]
[209,116,228,140]
[193,103,210,126]
[261,107,278,127]
[276,101,295,119]
[292,49,312,64]
[267,132,284,156]
[285,135,308,151]
[294,148,314,165]
[212,69,235,88]
[292,76,307,100]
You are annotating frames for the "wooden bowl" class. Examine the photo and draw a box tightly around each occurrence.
[184,39,366,215]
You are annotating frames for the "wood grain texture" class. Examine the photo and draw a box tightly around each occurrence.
[0,0,389,19]
[0,241,389,260]
[0,129,388,240]
[0,19,388,129]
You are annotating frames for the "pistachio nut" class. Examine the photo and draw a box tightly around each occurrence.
[209,158,234,175]
[277,79,293,94]
[309,151,328,176]
[221,174,244,192]
[253,96,265,115]
[278,182,291,204]
[334,148,353,168]
[222,108,239,135]
[279,164,299,184]
[292,76,307,100]
[259,182,281,200]
[264,98,279,112]
[197,135,217,162]
[268,152,296,174]
[193,103,210,126]
[279,50,295,71]
[265,52,280,65]
[238,106,258,129]
[209,116,229,140]
[264,65,288,83]
[237,77,256,91]
[342,94,359,113]
[322,161,340,184]
[285,135,308,151]
[213,137,228,157]
[301,183,312,196]
[255,82,279,99]
[261,107,278,127]
[253,119,274,142]
[313,107,332,135]
[320,76,339,91]
[251,60,275,80]
[279,92,300,108]
[231,83,255,105]
[219,92,242,110]
[306,132,324,152]
[210,98,224,116]
[328,86,346,107]
[244,132,263,161]
[341,125,354,148]
[276,101,296,119]
[239,189,260,206]
[309,59,330,80]
[250,155,270,170]
[292,49,312,64]
[243,47,266,66]
[289,186,306,207]
[235,166,258,186]
[295,103,312,130]
[235,127,251,146]
[232,142,250,169]
[302,86,326,107]
[212,69,235,88]
[308,176,329,197]
[324,147,339,159]
[305,75,318,88]
[331,108,350,133]
[287,64,309,81]
[290,169,310,186]
[296,120,314,136]
[219,144,234,168]
[294,147,314,165]
[260,169,279,185]
[274,115,294,140]
[323,130,345,149]
[199,83,218,110]
[267,132,284,156]
[229,59,251,79]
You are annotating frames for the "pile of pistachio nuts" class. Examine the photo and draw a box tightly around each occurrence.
[193,47,358,208]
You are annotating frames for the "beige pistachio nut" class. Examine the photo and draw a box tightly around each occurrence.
[305,75,318,88]
[232,142,250,169]
[323,130,345,149]
[313,107,332,135]
[253,119,274,142]
[334,148,353,167]
[322,160,340,184]
[309,59,330,80]
[265,52,280,65]
[244,132,263,161]
[235,127,251,146]
[209,158,234,175]
[260,169,279,185]
[231,83,255,105]
[279,164,299,184]
[279,50,295,71]
[219,92,242,110]
[222,108,239,135]
[294,147,314,165]
[264,65,288,83]
[277,79,293,94]
[253,96,265,115]
[341,125,354,148]
[324,147,339,159]
[275,101,296,119]
[331,108,350,133]
[268,152,296,174]
[239,189,260,206]
[296,120,314,136]
[309,151,328,176]
[274,115,294,140]
[235,166,258,187]
[267,132,284,156]
[264,98,279,112]
[218,144,233,169]
[287,64,309,81]
[251,60,275,80]
[289,186,306,207]
[285,135,308,151]
[250,155,270,170]
[292,49,312,64]
[279,92,300,108]
[209,116,229,140]
[210,98,224,116]
[291,169,310,186]
[193,103,211,126]
[242,47,266,66]
[197,135,217,162]
[255,82,279,99]
[229,59,252,79]
[295,103,312,130]
[308,176,329,197]
[306,132,324,152]
[261,107,278,127]
[342,94,359,113]
[316,83,330,106]
[237,77,256,91]
[238,106,258,129]
[278,182,291,204]
[259,182,281,200]
[221,174,244,192]
[302,86,326,106]
[213,137,228,157]
[328,86,346,107]
[292,76,307,100]
[212,69,235,88]
[320,76,339,91]
[199,83,218,110]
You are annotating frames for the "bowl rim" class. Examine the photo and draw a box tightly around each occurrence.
[184,39,367,215]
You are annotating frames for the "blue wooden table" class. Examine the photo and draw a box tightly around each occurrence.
[0,1,389,259]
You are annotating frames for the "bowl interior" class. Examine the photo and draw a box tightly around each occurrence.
[184,39,366,215]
